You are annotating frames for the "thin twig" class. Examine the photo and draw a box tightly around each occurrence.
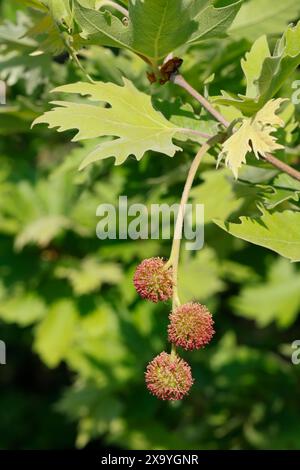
[166,141,212,315]
[263,153,300,182]
[180,128,212,140]
[69,48,94,84]
[60,27,95,83]
[172,73,300,182]
[165,140,212,356]
[172,74,229,128]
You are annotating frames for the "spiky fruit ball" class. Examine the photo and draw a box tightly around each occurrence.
[133,257,173,303]
[145,352,193,400]
[168,302,215,350]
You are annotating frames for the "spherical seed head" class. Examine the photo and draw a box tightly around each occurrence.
[168,302,215,351]
[145,352,193,400]
[133,257,173,303]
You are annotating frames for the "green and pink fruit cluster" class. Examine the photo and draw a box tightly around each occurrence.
[168,302,215,350]
[145,352,193,401]
[133,257,173,303]
[134,257,215,401]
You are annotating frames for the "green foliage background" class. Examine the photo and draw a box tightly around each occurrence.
[1,0,300,450]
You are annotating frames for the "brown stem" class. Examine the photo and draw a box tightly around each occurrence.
[263,153,300,182]
[172,74,300,182]
[172,74,229,128]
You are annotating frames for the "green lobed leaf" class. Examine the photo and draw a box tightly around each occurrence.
[217,98,286,178]
[216,22,300,115]
[188,0,242,44]
[261,173,300,209]
[74,0,132,51]
[74,0,241,61]
[241,35,270,99]
[129,0,197,60]
[25,14,67,55]
[256,22,300,106]
[24,0,82,55]
[32,78,183,169]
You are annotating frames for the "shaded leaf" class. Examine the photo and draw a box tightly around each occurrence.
[34,299,78,367]
[129,0,197,60]
[74,0,132,51]
[231,258,300,327]
[229,0,300,41]
[188,0,242,44]
[214,207,300,262]
[179,247,224,302]
[155,97,218,143]
[74,0,241,61]
[55,257,123,295]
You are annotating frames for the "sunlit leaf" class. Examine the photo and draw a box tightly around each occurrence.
[0,292,46,326]
[218,99,285,178]
[33,79,183,168]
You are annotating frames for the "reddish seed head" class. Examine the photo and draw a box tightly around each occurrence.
[145,352,193,400]
[133,257,173,303]
[168,302,215,351]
